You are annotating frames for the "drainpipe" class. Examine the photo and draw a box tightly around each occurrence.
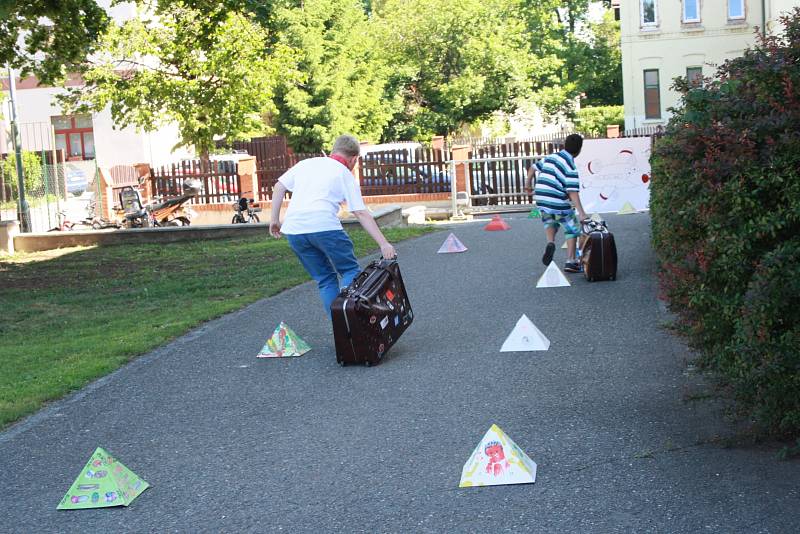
[761,0,766,37]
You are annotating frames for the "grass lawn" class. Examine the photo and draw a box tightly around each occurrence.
[0,226,435,429]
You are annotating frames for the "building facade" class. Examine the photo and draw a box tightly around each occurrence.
[620,0,799,130]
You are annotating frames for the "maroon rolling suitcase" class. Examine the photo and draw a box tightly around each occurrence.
[331,259,414,366]
[581,220,618,282]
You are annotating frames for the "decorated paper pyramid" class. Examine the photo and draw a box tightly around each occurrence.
[618,201,637,214]
[536,262,570,288]
[459,424,537,487]
[484,215,511,231]
[527,207,541,219]
[500,314,550,352]
[57,447,149,510]
[590,212,603,222]
[257,322,311,358]
[437,233,468,254]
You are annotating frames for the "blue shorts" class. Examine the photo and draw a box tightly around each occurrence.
[541,211,580,239]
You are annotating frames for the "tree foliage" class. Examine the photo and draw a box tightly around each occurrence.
[59,4,292,158]
[375,0,535,139]
[270,0,394,152]
[0,0,109,85]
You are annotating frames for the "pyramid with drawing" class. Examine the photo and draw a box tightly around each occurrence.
[459,424,537,487]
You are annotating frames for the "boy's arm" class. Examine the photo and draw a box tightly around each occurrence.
[352,209,397,259]
[269,181,288,238]
[568,191,587,222]
[524,165,536,194]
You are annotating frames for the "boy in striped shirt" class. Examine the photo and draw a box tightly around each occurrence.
[524,134,587,273]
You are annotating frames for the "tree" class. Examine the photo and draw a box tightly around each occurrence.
[0,0,110,85]
[59,4,293,158]
[270,0,395,152]
[519,1,621,112]
[375,0,535,139]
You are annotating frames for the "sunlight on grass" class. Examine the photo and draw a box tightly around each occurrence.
[0,226,435,428]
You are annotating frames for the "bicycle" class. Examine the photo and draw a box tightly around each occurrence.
[232,196,261,224]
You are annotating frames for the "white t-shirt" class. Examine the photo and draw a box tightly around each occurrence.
[278,157,367,235]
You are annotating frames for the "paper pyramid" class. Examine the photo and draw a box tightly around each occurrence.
[590,212,603,222]
[618,201,637,214]
[527,207,541,219]
[257,322,311,358]
[561,241,568,249]
[536,262,570,288]
[57,447,149,510]
[459,424,537,487]
[437,233,468,253]
[484,215,511,231]
[500,314,550,352]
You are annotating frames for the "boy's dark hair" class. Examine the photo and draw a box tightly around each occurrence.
[565,134,583,155]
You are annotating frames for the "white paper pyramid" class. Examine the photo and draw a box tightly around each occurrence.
[536,262,571,288]
[561,241,568,249]
[590,212,603,222]
[459,424,537,487]
[437,233,468,253]
[500,314,550,352]
[618,201,637,214]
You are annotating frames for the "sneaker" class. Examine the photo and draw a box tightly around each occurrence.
[564,261,581,273]
[542,242,556,266]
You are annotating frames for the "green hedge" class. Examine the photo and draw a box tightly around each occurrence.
[573,105,624,137]
[650,8,800,439]
[2,151,43,195]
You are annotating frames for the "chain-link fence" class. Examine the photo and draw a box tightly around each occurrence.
[1,121,101,233]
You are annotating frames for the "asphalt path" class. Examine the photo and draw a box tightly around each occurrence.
[2,213,799,533]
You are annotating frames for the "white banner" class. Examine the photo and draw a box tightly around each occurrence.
[575,137,652,213]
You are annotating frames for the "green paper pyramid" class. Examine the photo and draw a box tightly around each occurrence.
[258,322,311,358]
[57,447,149,510]
[527,207,541,219]
[618,201,637,214]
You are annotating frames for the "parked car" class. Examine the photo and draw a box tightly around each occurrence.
[65,166,89,196]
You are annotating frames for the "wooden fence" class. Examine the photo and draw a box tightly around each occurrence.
[358,147,451,196]
[150,160,240,204]
[467,141,557,206]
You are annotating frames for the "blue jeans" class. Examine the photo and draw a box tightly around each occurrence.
[286,230,361,316]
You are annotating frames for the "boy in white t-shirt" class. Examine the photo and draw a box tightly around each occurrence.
[269,135,397,315]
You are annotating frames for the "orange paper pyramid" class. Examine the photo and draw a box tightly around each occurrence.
[484,215,511,231]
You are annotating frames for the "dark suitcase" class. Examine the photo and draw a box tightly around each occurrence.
[331,259,414,366]
[580,220,618,282]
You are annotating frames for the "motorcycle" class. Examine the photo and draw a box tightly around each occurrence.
[119,178,200,229]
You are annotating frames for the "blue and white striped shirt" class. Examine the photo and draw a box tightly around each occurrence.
[534,150,580,214]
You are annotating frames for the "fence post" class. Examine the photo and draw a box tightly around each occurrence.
[237,156,258,200]
[451,144,471,219]
[0,220,20,254]
[96,167,115,220]
[133,163,152,203]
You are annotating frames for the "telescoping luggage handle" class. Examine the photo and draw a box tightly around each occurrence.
[581,219,608,235]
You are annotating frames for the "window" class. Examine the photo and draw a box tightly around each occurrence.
[683,0,700,23]
[641,0,657,26]
[687,67,703,87]
[51,114,95,160]
[644,70,661,119]
[728,0,744,19]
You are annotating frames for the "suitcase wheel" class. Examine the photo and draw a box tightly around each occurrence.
[338,360,346,367]
[364,360,371,367]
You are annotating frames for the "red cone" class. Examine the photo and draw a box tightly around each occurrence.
[484,214,511,231]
